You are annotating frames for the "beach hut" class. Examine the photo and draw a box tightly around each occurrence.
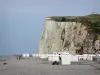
[22,53,29,58]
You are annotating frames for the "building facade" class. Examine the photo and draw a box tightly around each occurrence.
[95,40,100,51]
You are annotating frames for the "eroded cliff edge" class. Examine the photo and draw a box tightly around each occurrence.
[39,14,100,54]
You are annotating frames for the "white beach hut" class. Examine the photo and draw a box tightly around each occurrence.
[22,53,30,58]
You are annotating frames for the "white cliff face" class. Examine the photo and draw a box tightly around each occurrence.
[39,19,88,54]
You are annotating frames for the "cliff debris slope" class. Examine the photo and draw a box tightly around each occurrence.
[39,14,100,54]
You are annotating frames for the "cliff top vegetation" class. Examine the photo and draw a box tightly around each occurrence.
[47,14,100,34]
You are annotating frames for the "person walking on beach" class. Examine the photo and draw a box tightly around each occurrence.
[59,54,62,65]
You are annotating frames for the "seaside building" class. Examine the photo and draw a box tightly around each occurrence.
[95,35,100,51]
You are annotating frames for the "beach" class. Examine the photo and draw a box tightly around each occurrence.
[0,57,100,75]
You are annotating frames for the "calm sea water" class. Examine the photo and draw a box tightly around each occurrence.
[0,55,11,60]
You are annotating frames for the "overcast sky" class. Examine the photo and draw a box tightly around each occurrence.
[0,0,100,55]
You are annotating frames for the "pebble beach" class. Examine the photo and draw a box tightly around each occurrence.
[0,57,100,75]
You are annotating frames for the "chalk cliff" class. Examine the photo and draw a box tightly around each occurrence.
[39,16,95,54]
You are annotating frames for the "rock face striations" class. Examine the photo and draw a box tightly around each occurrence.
[39,16,95,54]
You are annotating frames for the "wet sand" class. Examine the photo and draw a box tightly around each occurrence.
[0,57,100,75]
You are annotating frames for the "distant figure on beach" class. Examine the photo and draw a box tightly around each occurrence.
[17,57,18,60]
[15,55,18,60]
[59,54,62,65]
[18,55,22,60]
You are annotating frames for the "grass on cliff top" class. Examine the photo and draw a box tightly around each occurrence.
[85,14,100,21]
[49,14,100,22]
[48,14,100,34]
[85,14,100,34]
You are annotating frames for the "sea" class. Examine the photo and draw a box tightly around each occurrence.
[0,55,12,61]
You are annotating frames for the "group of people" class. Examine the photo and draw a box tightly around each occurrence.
[52,54,62,65]
[15,55,22,60]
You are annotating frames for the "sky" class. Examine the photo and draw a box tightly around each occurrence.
[0,0,100,55]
